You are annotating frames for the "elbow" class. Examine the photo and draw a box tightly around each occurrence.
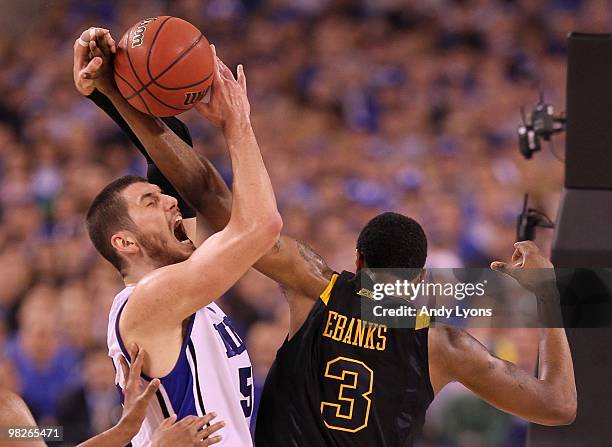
[261,211,283,246]
[541,396,577,426]
[249,211,283,251]
[562,406,577,425]
[546,406,576,426]
[554,399,577,425]
[270,211,284,236]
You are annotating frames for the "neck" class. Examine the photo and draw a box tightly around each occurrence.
[122,261,157,287]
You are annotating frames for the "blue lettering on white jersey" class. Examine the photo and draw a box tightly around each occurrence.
[214,316,247,358]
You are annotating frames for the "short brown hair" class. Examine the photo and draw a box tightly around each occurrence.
[85,175,147,273]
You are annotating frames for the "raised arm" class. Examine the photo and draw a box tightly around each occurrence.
[125,53,282,328]
[74,28,332,318]
[73,27,216,236]
[429,241,576,426]
[77,30,282,327]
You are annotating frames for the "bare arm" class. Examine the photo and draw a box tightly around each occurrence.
[0,346,221,447]
[74,31,331,302]
[101,96,331,301]
[430,326,575,426]
[116,51,281,332]
[0,389,137,447]
[77,31,282,327]
[429,241,576,426]
[0,374,146,447]
[0,389,45,447]
[75,424,135,447]
[76,345,159,447]
[73,28,230,232]
[92,94,231,232]
[75,30,327,341]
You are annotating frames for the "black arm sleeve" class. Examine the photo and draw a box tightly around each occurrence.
[88,89,196,218]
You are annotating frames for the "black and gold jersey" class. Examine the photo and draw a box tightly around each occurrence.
[255,270,434,447]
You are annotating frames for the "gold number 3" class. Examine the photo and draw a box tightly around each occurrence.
[320,357,374,432]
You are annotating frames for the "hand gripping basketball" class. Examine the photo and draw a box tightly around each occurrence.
[113,16,214,117]
[73,27,116,96]
[195,45,250,131]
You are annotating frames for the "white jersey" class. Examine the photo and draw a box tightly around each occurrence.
[107,286,254,447]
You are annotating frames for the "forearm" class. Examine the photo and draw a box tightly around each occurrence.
[223,120,280,231]
[532,286,576,418]
[76,422,133,447]
[434,326,576,426]
[488,329,575,425]
[102,86,318,296]
[536,328,576,415]
[534,280,564,327]
[441,328,553,422]
[467,355,558,424]
[89,89,149,154]
[103,89,230,223]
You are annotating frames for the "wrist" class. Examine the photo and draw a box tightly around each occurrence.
[535,284,563,327]
[112,418,138,444]
[79,86,95,97]
[223,117,252,139]
[532,274,558,297]
[102,87,122,102]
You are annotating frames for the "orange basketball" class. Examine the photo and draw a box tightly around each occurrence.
[113,16,214,117]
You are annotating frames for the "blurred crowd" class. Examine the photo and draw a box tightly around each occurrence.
[0,0,608,445]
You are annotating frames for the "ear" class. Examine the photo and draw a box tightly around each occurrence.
[355,249,365,270]
[111,232,139,256]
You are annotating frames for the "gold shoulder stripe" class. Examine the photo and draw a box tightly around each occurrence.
[319,273,339,305]
[415,309,430,330]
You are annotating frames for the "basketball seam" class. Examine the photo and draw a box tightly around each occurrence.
[146,27,209,90]
[115,69,155,116]
[125,17,172,91]
[153,70,213,91]
[141,89,191,114]
[142,15,175,92]
[126,34,209,97]
[142,89,193,112]
[122,16,208,113]
[125,71,211,99]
